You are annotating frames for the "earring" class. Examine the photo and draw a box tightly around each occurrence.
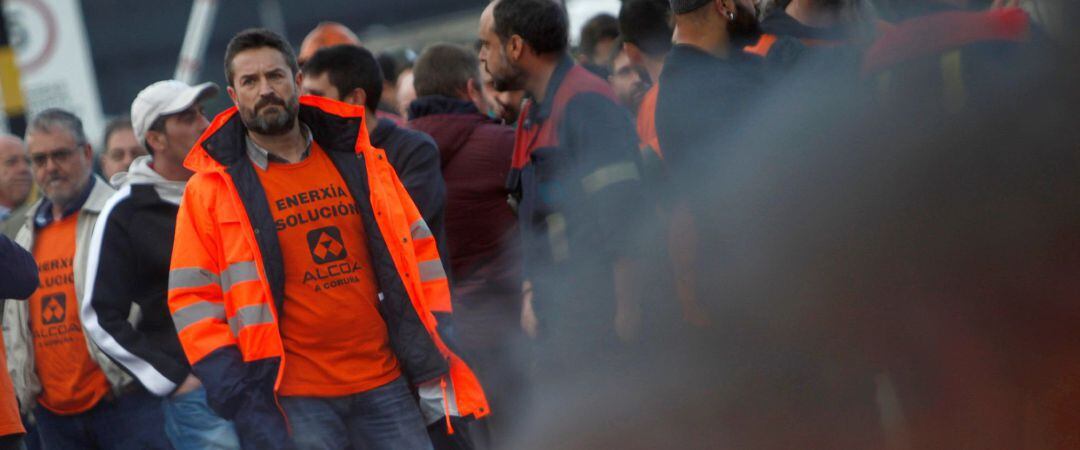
[727,10,736,21]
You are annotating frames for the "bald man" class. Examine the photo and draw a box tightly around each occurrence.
[0,135,33,235]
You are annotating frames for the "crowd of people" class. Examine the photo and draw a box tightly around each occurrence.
[0,0,1076,448]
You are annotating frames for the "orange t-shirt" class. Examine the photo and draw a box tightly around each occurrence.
[637,84,662,158]
[29,213,110,415]
[255,142,400,397]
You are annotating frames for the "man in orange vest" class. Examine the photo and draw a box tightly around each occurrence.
[168,28,487,450]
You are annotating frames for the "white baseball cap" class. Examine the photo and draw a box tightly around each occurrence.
[131,80,219,146]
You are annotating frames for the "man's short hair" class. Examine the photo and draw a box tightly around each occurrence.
[579,13,619,59]
[102,116,133,148]
[413,43,480,100]
[620,0,674,58]
[224,28,299,87]
[27,108,88,147]
[376,53,400,85]
[302,44,383,111]
[493,0,569,55]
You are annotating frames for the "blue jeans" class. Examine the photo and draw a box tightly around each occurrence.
[34,387,173,449]
[280,377,432,450]
[163,386,240,450]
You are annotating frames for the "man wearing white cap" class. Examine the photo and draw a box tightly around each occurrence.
[81,80,240,449]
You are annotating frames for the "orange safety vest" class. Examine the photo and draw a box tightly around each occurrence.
[168,96,486,445]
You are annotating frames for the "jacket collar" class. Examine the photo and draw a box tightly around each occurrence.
[34,175,110,227]
[245,123,314,171]
[186,95,370,174]
[527,53,576,123]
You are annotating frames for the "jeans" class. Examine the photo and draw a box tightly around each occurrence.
[163,386,240,450]
[34,387,173,449]
[280,377,433,450]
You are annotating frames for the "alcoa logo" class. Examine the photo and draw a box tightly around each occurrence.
[307,226,348,264]
[41,293,66,325]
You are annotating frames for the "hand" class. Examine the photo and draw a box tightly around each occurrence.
[172,374,202,397]
[521,281,539,339]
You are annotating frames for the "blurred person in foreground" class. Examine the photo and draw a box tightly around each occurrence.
[0,237,36,450]
[619,0,711,330]
[409,42,525,450]
[0,136,33,233]
[3,109,172,449]
[168,28,486,449]
[656,0,764,175]
[302,44,450,270]
[577,13,620,78]
[99,117,148,183]
[478,0,647,370]
[80,80,239,450]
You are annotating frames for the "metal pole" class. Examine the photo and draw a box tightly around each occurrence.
[175,0,219,84]
[0,0,27,136]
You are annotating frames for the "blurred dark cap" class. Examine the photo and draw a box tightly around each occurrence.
[670,0,711,14]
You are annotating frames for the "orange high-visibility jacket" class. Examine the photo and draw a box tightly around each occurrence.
[168,96,487,448]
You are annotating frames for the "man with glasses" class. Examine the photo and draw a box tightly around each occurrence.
[2,109,172,449]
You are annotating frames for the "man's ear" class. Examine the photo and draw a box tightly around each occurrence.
[508,34,525,61]
[294,70,304,92]
[465,79,484,108]
[146,131,167,158]
[718,0,736,18]
[343,88,368,108]
[624,42,646,66]
[227,86,238,107]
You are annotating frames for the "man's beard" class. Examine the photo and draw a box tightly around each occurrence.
[728,2,763,48]
[490,52,527,92]
[241,93,298,136]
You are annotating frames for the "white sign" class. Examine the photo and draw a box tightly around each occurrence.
[2,0,105,145]
[566,0,622,45]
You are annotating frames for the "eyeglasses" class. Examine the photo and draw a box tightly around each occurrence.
[30,147,78,167]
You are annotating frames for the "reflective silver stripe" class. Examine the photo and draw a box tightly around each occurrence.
[228,304,275,336]
[168,267,220,291]
[546,214,569,262]
[220,261,259,292]
[418,259,447,282]
[410,219,433,240]
[582,161,640,194]
[171,301,226,333]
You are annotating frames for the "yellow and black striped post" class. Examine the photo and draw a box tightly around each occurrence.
[0,0,27,136]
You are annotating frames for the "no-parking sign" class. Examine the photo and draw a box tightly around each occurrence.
[2,0,104,144]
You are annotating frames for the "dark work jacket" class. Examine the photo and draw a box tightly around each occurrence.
[510,56,645,341]
[371,117,452,277]
[83,176,190,396]
[408,96,523,346]
[656,45,763,183]
[0,234,36,300]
